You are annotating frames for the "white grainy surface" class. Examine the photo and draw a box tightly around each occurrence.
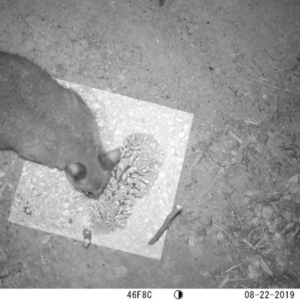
[9,79,193,260]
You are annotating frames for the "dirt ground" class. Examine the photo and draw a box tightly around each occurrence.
[1,0,300,288]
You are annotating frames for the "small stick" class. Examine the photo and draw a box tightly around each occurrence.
[223,190,244,229]
[243,238,256,250]
[189,153,204,171]
[228,131,243,144]
[189,143,210,171]
[226,264,242,273]
[213,223,239,248]
[244,119,259,126]
[253,237,265,249]
[148,205,182,245]
[0,181,7,198]
[246,75,300,96]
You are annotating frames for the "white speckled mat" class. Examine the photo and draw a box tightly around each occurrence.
[8,80,193,260]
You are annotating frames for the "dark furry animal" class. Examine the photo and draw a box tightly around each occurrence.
[0,51,120,199]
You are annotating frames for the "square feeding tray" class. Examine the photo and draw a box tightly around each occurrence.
[8,79,193,260]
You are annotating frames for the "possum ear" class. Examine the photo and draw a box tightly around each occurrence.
[65,163,87,181]
[98,149,121,170]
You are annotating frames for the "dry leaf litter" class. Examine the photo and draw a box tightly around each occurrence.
[185,96,300,288]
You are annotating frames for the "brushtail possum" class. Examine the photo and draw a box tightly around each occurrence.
[0,51,120,199]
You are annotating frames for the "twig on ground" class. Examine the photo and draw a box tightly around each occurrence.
[243,238,256,250]
[226,264,242,273]
[253,237,265,249]
[244,119,259,126]
[0,181,7,198]
[246,75,300,96]
[228,131,243,144]
[189,153,204,171]
[213,223,239,248]
[148,204,182,245]
[223,190,244,229]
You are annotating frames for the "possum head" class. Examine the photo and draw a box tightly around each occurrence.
[64,148,121,199]
[0,50,121,199]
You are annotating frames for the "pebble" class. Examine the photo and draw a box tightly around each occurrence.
[261,205,273,220]
[188,235,197,248]
[216,231,224,241]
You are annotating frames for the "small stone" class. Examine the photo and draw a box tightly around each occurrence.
[216,231,224,241]
[290,186,300,196]
[188,235,197,248]
[261,206,273,220]
[23,206,32,215]
[251,217,260,225]
[247,257,261,281]
[287,174,298,184]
